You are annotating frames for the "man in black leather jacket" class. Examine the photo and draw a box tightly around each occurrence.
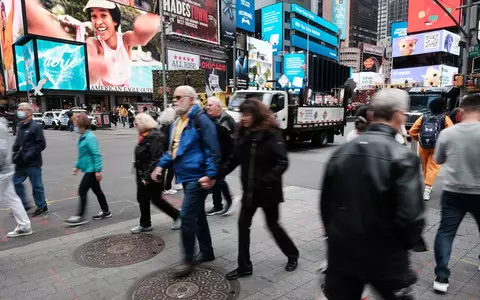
[320,89,425,300]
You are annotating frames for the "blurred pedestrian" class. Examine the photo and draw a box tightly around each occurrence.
[66,108,73,132]
[128,106,135,128]
[409,98,453,200]
[157,106,178,195]
[120,105,128,127]
[346,104,370,141]
[131,113,180,234]
[321,89,425,300]
[12,102,48,217]
[432,95,480,293]
[205,96,236,216]
[151,86,220,277]
[68,113,111,226]
[449,107,463,124]
[0,117,33,237]
[220,98,299,280]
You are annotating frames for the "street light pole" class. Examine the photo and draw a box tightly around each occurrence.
[159,2,168,109]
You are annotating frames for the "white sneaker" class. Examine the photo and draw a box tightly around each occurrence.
[7,225,33,238]
[171,218,181,230]
[66,216,89,226]
[130,225,153,234]
[423,188,432,201]
[163,189,178,195]
[433,278,449,293]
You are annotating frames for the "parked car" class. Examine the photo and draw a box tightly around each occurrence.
[58,109,97,130]
[33,113,43,126]
[42,111,61,129]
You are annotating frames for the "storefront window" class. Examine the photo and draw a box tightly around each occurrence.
[46,97,74,111]
[87,96,110,113]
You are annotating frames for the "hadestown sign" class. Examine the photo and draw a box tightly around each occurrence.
[167,50,201,70]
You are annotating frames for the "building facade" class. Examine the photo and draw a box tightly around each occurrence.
[377,0,408,40]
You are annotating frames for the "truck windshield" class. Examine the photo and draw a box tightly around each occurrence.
[409,93,442,111]
[228,92,271,112]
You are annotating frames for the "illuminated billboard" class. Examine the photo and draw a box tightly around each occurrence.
[14,40,37,92]
[291,18,337,47]
[261,2,283,53]
[392,30,460,58]
[247,37,273,88]
[291,35,337,61]
[291,4,338,35]
[284,53,305,90]
[407,0,461,34]
[390,65,458,87]
[332,0,348,40]
[391,22,407,40]
[237,0,255,32]
[26,0,162,93]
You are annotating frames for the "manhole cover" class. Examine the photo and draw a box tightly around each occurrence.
[73,233,164,268]
[127,266,240,299]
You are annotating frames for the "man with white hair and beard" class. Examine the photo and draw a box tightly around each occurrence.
[320,89,425,299]
[152,86,220,277]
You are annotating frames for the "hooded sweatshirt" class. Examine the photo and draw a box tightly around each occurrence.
[434,122,480,194]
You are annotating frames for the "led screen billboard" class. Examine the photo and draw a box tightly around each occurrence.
[407,0,461,34]
[291,4,338,35]
[1,0,24,93]
[291,35,338,61]
[237,0,254,32]
[220,0,236,41]
[247,37,273,88]
[291,18,337,47]
[391,22,407,40]
[261,2,282,53]
[14,40,37,92]
[26,0,163,93]
[390,65,458,87]
[201,56,227,96]
[284,53,305,90]
[332,0,348,40]
[392,30,460,58]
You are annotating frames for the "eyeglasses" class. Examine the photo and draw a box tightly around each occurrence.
[172,96,187,101]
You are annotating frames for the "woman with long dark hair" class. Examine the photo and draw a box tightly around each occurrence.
[221,98,299,280]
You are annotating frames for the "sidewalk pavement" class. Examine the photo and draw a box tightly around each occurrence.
[0,185,478,300]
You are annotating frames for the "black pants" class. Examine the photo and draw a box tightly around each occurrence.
[164,168,175,191]
[137,181,180,228]
[324,268,415,300]
[238,204,299,271]
[78,173,109,217]
[212,178,232,210]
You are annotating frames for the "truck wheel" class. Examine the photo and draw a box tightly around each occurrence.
[312,132,328,147]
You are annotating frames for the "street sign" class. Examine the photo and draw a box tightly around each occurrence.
[468,44,480,58]
[278,75,289,87]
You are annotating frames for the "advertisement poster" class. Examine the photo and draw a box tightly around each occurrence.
[1,0,24,92]
[235,49,249,90]
[110,0,152,11]
[167,50,200,70]
[291,4,338,38]
[247,37,273,88]
[392,30,460,58]
[14,40,38,92]
[200,56,226,96]
[163,0,219,44]
[291,18,337,47]
[332,0,348,40]
[391,22,407,40]
[291,35,338,61]
[407,0,461,34]
[236,0,255,32]
[284,53,305,90]
[221,0,236,41]
[361,43,384,74]
[26,0,162,93]
[37,39,87,91]
[390,65,458,87]
[261,2,282,53]
[352,72,384,88]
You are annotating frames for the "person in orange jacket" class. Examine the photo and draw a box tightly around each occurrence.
[409,98,453,201]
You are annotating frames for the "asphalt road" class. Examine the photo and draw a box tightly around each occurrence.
[0,123,444,251]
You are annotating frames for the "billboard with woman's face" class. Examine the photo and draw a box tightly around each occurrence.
[26,0,161,93]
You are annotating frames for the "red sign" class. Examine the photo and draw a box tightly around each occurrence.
[407,0,461,34]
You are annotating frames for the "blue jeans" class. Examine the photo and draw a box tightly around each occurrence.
[14,167,47,209]
[181,181,213,263]
[434,191,480,279]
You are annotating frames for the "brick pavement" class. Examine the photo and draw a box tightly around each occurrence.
[0,186,478,300]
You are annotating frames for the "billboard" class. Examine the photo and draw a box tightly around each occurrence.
[392,30,460,58]
[201,56,227,95]
[1,0,24,92]
[235,49,249,90]
[390,65,458,87]
[26,1,162,93]
[220,0,236,41]
[237,0,254,32]
[261,2,282,53]
[407,0,461,34]
[291,4,338,35]
[284,53,305,90]
[163,0,219,44]
[14,40,37,92]
[37,40,88,91]
[391,22,407,40]
[167,50,201,70]
[291,18,337,47]
[247,37,273,88]
[332,0,348,40]
[291,35,338,61]
[361,43,384,74]
[109,0,152,11]
[352,72,384,88]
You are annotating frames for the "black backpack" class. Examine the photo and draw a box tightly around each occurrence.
[419,113,445,149]
[193,110,234,161]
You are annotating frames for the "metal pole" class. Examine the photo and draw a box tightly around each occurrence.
[233,40,237,92]
[461,0,473,98]
[159,2,168,109]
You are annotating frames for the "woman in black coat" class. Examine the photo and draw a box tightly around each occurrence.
[221,98,299,280]
[130,113,180,234]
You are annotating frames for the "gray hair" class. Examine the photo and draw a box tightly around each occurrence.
[371,88,409,121]
[158,107,177,126]
[176,85,197,98]
[207,96,222,107]
[18,102,33,112]
[135,113,158,131]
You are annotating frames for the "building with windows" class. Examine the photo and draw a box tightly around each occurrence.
[377,0,408,40]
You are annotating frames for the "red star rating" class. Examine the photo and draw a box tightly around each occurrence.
[174,55,178,60]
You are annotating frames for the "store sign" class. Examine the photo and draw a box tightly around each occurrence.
[291,18,337,47]
[15,40,37,92]
[261,2,283,53]
[391,22,407,40]
[407,0,460,34]
[167,50,200,70]
[237,0,255,32]
[291,35,338,60]
[392,30,460,58]
[36,39,87,91]
[390,65,458,87]
[163,0,219,44]
[200,56,227,96]
[247,37,273,87]
[291,4,338,35]
[332,0,348,40]
[284,53,305,91]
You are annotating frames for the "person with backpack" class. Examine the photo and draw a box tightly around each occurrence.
[66,108,74,132]
[409,98,453,201]
[205,96,236,216]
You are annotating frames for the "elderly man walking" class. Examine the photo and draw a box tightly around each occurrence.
[12,103,48,217]
[320,89,425,300]
[205,96,236,216]
[152,86,220,277]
